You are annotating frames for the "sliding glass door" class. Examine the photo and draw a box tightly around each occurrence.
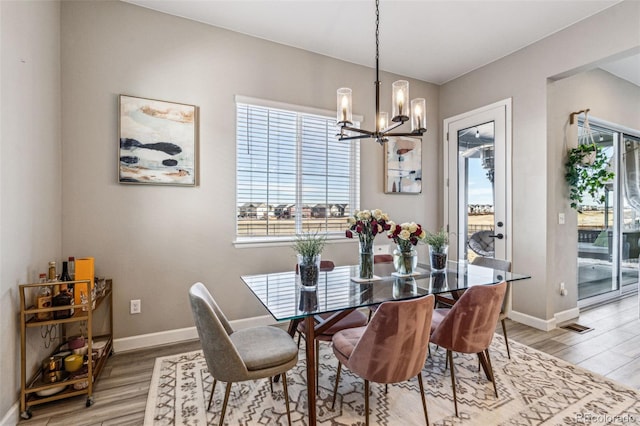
[577,120,640,306]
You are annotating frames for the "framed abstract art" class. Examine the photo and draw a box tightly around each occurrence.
[384,137,422,194]
[119,95,198,186]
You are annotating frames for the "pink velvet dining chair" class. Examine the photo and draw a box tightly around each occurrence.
[331,294,435,426]
[294,260,369,389]
[429,281,507,417]
[434,257,512,358]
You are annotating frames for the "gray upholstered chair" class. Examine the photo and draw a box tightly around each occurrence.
[188,282,298,426]
[470,256,513,358]
[331,295,435,426]
[468,230,495,257]
[430,281,507,417]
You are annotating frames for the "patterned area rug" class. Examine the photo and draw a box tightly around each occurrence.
[144,335,640,425]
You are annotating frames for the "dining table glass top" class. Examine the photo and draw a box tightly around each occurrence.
[241,261,530,321]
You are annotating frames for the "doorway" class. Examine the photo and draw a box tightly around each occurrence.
[444,99,512,262]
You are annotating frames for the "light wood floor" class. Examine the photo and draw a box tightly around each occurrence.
[18,295,640,425]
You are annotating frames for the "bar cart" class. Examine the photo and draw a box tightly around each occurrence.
[18,279,113,419]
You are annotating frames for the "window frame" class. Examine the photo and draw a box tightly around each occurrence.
[233,96,362,247]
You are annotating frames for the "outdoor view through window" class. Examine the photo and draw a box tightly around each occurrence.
[236,102,359,238]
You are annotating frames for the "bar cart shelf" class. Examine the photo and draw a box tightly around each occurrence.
[19,279,113,419]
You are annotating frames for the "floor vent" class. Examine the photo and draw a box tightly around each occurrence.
[561,323,593,334]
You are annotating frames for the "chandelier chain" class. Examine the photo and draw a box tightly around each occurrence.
[375,0,379,64]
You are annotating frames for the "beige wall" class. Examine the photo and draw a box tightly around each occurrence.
[548,68,640,314]
[1,0,62,417]
[440,0,640,324]
[60,0,439,339]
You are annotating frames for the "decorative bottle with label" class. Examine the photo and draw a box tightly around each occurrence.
[53,262,74,319]
[36,273,52,321]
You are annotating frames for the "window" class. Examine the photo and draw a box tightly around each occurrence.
[236,97,360,241]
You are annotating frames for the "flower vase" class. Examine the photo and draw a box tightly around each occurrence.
[359,241,374,280]
[429,245,448,272]
[392,245,418,275]
[297,254,321,289]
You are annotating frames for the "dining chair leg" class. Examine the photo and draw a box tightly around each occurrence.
[447,350,459,417]
[270,376,273,393]
[219,382,232,426]
[417,373,430,426]
[364,379,370,426]
[485,349,498,398]
[207,378,217,411]
[501,319,511,359]
[331,362,342,409]
[282,372,292,426]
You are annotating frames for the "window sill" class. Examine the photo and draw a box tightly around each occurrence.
[233,234,356,249]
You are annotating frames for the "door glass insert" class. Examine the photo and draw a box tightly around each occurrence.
[457,121,495,261]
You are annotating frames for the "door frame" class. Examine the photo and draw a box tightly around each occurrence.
[443,98,513,262]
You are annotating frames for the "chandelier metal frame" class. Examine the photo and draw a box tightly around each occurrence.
[337,0,426,145]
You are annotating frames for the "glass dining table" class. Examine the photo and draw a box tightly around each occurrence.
[240,260,530,425]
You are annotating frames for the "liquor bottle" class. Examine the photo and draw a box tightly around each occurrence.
[36,273,52,321]
[47,261,57,281]
[59,261,74,317]
[60,261,72,293]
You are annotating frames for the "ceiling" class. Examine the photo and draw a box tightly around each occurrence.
[124,0,634,86]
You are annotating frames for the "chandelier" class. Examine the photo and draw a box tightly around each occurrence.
[336,0,426,145]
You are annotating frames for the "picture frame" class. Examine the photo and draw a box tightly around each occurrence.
[119,94,198,186]
[384,137,422,194]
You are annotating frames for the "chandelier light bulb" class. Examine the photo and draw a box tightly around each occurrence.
[336,88,353,125]
[378,111,389,131]
[392,80,409,122]
[411,98,426,132]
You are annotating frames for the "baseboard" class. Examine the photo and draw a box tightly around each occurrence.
[113,314,278,353]
[554,307,580,325]
[509,310,556,331]
[1,402,18,426]
[509,307,580,331]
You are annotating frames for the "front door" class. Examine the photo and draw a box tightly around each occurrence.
[444,99,512,262]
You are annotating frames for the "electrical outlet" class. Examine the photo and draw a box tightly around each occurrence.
[559,282,567,296]
[130,299,141,314]
[558,213,565,225]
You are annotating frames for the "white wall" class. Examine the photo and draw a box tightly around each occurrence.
[0,0,61,418]
[60,0,439,339]
[440,0,640,327]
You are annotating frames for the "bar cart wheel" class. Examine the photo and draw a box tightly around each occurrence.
[86,397,94,407]
[20,409,32,420]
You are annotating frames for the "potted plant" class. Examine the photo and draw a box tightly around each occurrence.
[565,143,614,212]
[425,228,449,272]
[293,232,326,288]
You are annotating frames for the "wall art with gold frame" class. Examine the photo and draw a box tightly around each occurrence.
[119,94,198,186]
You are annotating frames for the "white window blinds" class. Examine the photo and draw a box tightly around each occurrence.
[236,100,360,239]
